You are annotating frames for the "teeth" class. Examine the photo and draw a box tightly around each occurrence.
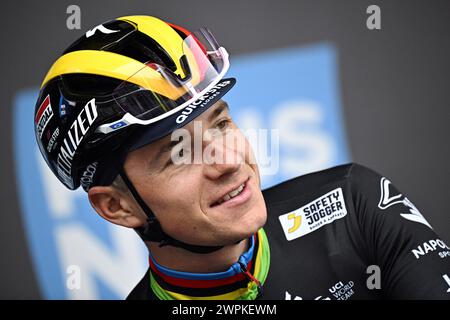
[229,189,240,197]
[212,183,246,206]
[221,183,245,203]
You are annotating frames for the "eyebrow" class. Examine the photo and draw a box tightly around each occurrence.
[153,101,230,163]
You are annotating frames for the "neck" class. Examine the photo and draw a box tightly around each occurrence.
[146,237,250,273]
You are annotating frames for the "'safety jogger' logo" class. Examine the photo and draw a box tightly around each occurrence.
[278,188,348,241]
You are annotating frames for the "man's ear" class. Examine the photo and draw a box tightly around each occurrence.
[88,186,146,228]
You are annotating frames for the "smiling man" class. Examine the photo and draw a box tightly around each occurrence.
[34,15,450,300]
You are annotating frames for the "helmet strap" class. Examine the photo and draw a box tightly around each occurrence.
[116,163,224,254]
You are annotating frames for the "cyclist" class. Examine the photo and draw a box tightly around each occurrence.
[34,15,450,300]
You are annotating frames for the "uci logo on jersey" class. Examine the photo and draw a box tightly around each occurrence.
[278,188,348,241]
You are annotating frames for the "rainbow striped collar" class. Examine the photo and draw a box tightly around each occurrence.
[148,228,270,300]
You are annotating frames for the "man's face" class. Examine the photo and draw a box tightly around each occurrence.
[124,100,267,246]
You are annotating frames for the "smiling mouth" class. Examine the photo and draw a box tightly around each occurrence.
[210,178,249,207]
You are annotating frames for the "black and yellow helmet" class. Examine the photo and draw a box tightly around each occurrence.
[34,15,235,191]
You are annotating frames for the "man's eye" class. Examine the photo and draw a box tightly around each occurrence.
[216,118,231,130]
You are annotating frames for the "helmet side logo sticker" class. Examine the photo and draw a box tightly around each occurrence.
[80,162,98,192]
[35,95,54,139]
[46,127,60,153]
[59,95,76,118]
[56,98,98,188]
[85,24,120,38]
[278,188,347,241]
[109,120,127,130]
[60,103,67,117]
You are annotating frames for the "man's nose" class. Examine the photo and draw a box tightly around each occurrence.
[202,134,244,180]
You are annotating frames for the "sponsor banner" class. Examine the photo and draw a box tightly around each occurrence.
[411,238,450,260]
[279,188,347,241]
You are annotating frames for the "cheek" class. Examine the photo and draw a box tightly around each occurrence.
[243,138,261,186]
[150,177,209,239]
[143,170,203,220]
